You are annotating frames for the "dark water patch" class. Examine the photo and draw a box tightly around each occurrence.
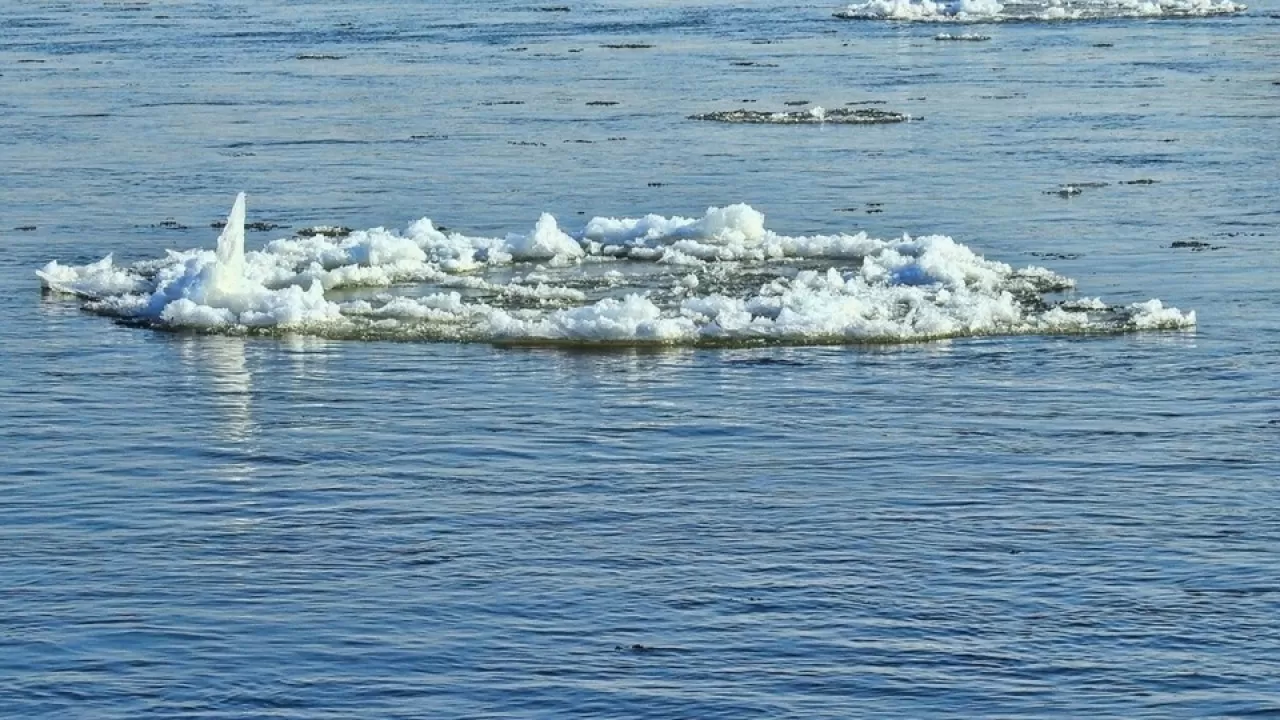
[1183,586,1280,597]
[256,139,373,147]
[1,17,72,30]
[535,5,570,11]
[1120,178,1159,185]
[784,100,810,106]
[564,139,595,144]
[1105,154,1183,167]
[242,452,312,467]
[586,100,619,106]
[136,100,245,108]
[295,54,347,61]
[935,33,992,41]
[152,219,188,231]
[730,61,778,68]
[480,100,525,106]
[13,225,38,232]
[601,43,654,49]
[508,140,547,147]
[409,134,448,140]
[725,356,808,367]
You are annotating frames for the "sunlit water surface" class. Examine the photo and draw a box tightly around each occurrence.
[2,1,1279,717]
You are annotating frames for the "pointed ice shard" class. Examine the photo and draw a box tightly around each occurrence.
[211,192,247,294]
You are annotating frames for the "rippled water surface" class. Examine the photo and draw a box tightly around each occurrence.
[3,1,1279,717]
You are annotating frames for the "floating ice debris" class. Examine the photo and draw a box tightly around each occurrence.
[297,225,353,238]
[37,194,1196,346]
[690,107,911,124]
[1046,182,1109,198]
[1169,240,1223,251]
[835,0,1245,21]
[935,32,992,40]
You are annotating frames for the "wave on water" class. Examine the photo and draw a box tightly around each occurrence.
[834,0,1245,22]
[37,194,1194,347]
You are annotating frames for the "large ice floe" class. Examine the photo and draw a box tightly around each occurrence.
[834,0,1245,22]
[37,193,1195,347]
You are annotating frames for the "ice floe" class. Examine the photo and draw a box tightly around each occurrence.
[38,194,1196,346]
[835,0,1245,22]
[690,107,912,124]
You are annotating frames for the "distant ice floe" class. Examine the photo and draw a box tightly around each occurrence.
[37,194,1195,347]
[835,0,1245,22]
[690,107,912,124]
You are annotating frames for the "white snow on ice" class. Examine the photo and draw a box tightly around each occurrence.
[38,194,1195,346]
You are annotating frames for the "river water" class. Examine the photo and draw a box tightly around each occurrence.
[3,1,1279,717]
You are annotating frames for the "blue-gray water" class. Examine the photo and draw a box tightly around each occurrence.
[3,1,1279,717]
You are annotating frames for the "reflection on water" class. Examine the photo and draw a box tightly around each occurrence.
[281,333,336,381]
[177,335,254,444]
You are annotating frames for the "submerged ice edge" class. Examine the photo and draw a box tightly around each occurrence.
[37,195,1196,346]
[834,0,1246,22]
